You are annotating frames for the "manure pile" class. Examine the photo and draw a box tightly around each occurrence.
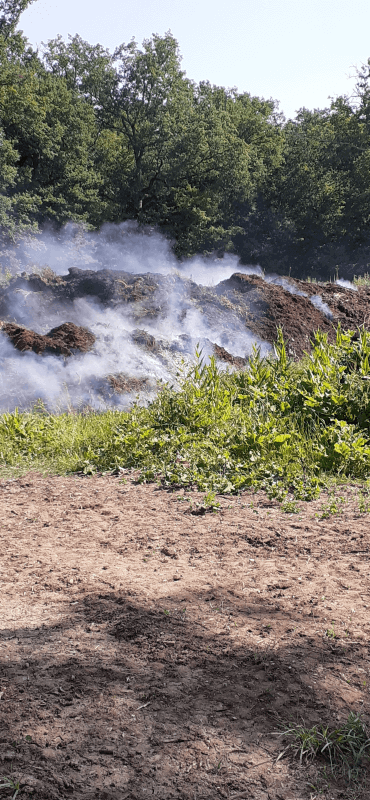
[0,261,369,412]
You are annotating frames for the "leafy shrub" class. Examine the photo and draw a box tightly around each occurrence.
[2,326,370,495]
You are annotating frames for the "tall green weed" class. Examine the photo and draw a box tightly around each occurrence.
[2,327,370,495]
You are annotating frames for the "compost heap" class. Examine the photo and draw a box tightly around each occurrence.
[0,262,369,412]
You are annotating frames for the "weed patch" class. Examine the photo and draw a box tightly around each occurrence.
[354,273,370,287]
[2,327,370,496]
[277,713,370,782]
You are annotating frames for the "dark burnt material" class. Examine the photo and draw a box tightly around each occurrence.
[1,321,95,356]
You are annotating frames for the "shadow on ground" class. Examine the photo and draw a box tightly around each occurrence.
[1,587,369,799]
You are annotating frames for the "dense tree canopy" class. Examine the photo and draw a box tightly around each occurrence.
[1,0,370,278]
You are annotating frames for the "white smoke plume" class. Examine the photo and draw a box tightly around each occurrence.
[0,221,262,284]
[0,222,269,413]
[335,278,357,291]
[263,273,307,297]
[1,221,346,413]
[310,294,333,320]
[0,301,178,412]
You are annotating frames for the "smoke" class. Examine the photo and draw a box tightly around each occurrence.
[0,302,168,412]
[310,294,333,320]
[2,221,352,414]
[263,274,307,297]
[0,223,270,413]
[335,278,357,291]
[0,220,262,285]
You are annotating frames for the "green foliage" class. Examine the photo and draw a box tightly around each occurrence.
[319,493,345,519]
[202,489,220,510]
[2,4,370,275]
[278,713,370,782]
[281,498,300,514]
[0,0,35,39]
[42,33,115,107]
[0,774,20,799]
[0,15,104,237]
[358,485,370,512]
[354,272,370,287]
[3,329,370,495]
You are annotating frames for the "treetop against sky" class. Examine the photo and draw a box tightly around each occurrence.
[19,0,370,121]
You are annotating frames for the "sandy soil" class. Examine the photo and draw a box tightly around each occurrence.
[0,473,370,799]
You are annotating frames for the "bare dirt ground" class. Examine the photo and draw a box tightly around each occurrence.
[0,473,370,800]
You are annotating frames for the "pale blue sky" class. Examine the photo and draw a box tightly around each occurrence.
[19,0,370,120]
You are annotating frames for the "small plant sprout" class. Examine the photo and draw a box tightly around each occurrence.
[281,497,300,514]
[326,621,337,639]
[319,494,345,519]
[202,489,220,510]
[0,776,20,799]
[358,489,370,513]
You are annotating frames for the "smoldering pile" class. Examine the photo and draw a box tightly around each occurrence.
[0,263,257,412]
[0,222,368,413]
[0,321,95,357]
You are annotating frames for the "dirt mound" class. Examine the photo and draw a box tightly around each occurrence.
[0,321,95,356]
[46,322,96,353]
[49,266,164,306]
[221,274,333,358]
[217,274,370,358]
[213,343,247,367]
[129,329,246,368]
[108,374,150,394]
[131,328,157,351]
[0,267,370,368]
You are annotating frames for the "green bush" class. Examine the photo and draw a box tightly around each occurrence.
[2,326,370,496]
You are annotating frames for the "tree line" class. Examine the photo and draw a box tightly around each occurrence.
[2,0,370,278]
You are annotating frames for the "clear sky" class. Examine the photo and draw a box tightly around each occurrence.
[19,0,370,120]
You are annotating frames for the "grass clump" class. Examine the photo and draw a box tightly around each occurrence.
[2,325,370,496]
[278,713,370,782]
[354,272,370,287]
[0,776,20,798]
